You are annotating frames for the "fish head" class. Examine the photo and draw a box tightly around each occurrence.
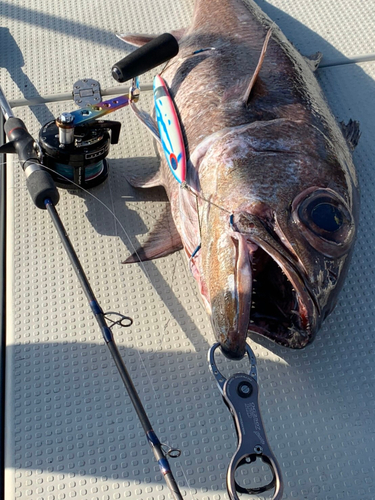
[193,120,359,359]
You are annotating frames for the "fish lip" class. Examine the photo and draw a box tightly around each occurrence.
[232,212,319,348]
[216,323,248,360]
[209,295,250,360]
[220,340,246,360]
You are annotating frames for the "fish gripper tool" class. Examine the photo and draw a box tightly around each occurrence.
[208,343,284,500]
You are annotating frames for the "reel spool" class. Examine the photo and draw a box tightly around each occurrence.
[39,114,121,189]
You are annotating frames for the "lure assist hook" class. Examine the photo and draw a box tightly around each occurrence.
[0,33,184,500]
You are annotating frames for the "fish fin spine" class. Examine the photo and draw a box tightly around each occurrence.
[304,51,323,72]
[340,119,360,150]
[116,29,186,47]
[243,28,272,105]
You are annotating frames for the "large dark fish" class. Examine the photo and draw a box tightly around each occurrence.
[121,0,360,359]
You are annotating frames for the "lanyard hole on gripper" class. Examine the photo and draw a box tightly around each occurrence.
[234,454,276,497]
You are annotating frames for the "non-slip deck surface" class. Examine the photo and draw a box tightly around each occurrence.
[1,1,374,499]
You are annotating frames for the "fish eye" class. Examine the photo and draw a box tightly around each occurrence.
[305,201,344,233]
[292,188,355,257]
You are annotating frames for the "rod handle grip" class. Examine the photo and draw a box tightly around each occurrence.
[4,117,60,208]
[25,166,60,209]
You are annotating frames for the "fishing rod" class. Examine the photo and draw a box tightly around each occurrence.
[0,34,184,499]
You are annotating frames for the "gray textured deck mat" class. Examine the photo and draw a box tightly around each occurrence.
[1,1,374,499]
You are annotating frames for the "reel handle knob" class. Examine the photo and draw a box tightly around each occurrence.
[112,33,179,83]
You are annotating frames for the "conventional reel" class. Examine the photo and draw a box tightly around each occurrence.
[37,78,132,189]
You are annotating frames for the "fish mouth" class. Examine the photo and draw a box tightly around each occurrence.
[247,244,313,348]
[228,212,319,352]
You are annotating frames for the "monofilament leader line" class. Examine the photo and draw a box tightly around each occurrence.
[0,85,184,500]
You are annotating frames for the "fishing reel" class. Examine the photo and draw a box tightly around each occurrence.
[37,79,122,189]
[37,31,180,191]
[39,113,121,189]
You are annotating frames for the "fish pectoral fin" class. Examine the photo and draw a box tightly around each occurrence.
[125,168,163,189]
[243,28,272,105]
[340,119,361,150]
[304,51,323,72]
[116,29,186,47]
[116,33,158,47]
[123,206,182,263]
[130,102,161,143]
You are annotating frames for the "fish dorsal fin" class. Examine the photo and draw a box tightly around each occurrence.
[123,206,182,263]
[340,119,361,150]
[243,28,272,105]
[304,51,323,72]
[116,29,186,47]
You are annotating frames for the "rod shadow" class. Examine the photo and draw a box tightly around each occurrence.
[0,27,55,124]
[6,339,374,498]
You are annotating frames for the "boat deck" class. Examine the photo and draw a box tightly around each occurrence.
[1,1,374,499]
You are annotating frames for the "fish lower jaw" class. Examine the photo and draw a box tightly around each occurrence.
[217,328,248,360]
[248,323,311,349]
[247,290,314,349]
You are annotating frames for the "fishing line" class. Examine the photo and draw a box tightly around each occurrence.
[100,172,218,500]
[182,182,234,273]
[160,256,179,331]
[8,154,196,494]
[105,170,198,500]
[105,172,172,402]
[39,162,154,278]
[182,182,232,216]
[194,187,203,241]
[9,154,176,401]
[33,160,200,480]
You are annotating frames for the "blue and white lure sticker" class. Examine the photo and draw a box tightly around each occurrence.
[153,74,186,183]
